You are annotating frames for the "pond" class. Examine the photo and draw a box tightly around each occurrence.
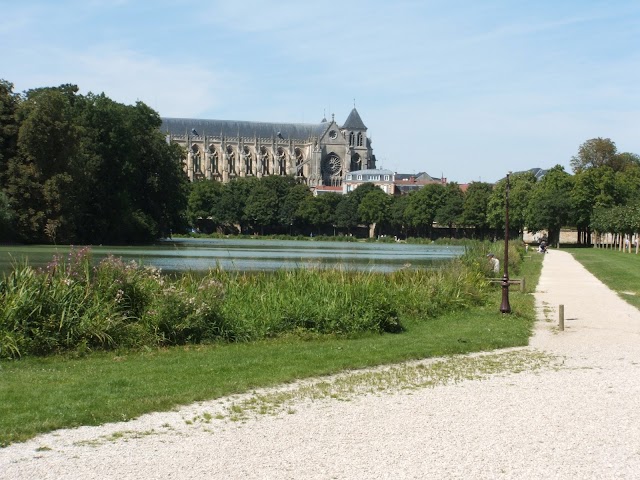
[0,238,465,275]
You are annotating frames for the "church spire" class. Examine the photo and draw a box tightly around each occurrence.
[342,108,366,130]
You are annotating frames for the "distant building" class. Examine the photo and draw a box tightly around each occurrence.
[161,108,375,188]
[526,167,548,180]
[313,169,448,196]
[343,169,396,194]
[313,185,343,196]
[394,172,446,194]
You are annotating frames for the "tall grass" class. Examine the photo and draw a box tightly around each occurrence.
[0,249,226,359]
[0,244,502,359]
[220,261,490,341]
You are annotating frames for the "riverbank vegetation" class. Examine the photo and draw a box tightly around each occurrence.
[0,243,519,360]
[0,243,539,445]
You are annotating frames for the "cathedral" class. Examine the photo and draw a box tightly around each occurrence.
[160,108,376,187]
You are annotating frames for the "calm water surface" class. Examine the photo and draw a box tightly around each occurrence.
[0,238,465,275]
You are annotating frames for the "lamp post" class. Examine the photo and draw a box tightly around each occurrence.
[500,172,512,314]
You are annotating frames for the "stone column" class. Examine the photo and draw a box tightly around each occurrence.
[187,151,194,181]
[222,140,229,182]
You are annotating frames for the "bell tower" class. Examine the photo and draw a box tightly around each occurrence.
[341,107,371,172]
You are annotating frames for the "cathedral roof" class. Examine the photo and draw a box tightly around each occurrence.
[342,108,367,130]
[161,117,328,140]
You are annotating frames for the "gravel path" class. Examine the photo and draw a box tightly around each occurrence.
[2,249,640,479]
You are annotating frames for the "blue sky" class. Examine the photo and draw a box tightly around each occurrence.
[1,0,639,183]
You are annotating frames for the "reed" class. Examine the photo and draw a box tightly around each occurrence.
[1,243,502,359]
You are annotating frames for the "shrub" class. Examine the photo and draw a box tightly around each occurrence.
[0,249,227,358]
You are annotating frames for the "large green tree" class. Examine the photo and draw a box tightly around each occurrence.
[526,165,573,247]
[280,183,312,233]
[404,183,445,237]
[460,181,493,238]
[218,177,257,234]
[571,167,600,245]
[435,182,464,237]
[75,95,188,243]
[4,84,188,244]
[244,182,279,235]
[261,175,297,228]
[487,171,536,237]
[187,179,225,233]
[5,85,82,242]
[334,194,359,234]
[0,79,20,183]
[358,187,391,238]
[570,137,618,173]
[388,194,410,239]
[297,194,338,234]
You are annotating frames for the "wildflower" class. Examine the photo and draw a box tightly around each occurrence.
[115,289,125,303]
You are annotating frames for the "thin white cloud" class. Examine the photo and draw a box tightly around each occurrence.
[5,42,233,117]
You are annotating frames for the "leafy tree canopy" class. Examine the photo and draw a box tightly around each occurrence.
[526,165,573,246]
[460,181,493,232]
[2,82,188,244]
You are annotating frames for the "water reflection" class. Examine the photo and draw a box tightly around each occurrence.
[0,238,465,274]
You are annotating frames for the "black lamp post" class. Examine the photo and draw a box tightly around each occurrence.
[500,172,512,314]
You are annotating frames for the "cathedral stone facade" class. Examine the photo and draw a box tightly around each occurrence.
[161,108,376,187]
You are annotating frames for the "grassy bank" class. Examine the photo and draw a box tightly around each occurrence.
[0,246,542,446]
[569,247,640,310]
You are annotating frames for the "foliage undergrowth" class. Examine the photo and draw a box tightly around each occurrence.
[0,248,226,359]
[0,243,506,359]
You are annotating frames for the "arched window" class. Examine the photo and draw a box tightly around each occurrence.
[226,145,236,175]
[191,144,202,174]
[349,132,355,146]
[276,147,287,175]
[260,146,270,175]
[357,132,363,147]
[350,153,361,172]
[294,147,305,178]
[243,146,253,175]
[208,145,219,175]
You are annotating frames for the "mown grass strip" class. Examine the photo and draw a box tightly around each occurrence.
[568,247,640,310]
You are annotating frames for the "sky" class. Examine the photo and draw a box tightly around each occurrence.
[1,0,639,184]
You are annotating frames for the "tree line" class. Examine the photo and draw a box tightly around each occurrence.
[186,138,640,245]
[2,79,639,245]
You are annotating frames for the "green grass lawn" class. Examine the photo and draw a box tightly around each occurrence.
[568,247,640,310]
[0,253,542,447]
